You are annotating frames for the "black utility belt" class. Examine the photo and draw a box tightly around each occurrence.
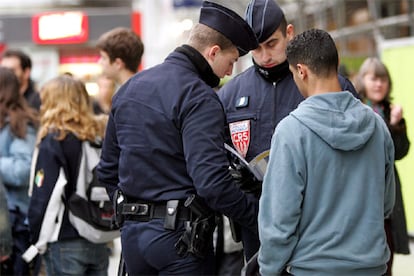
[121,200,192,227]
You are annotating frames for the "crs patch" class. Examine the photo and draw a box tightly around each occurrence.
[229,120,250,158]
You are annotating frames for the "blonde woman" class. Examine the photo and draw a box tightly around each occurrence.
[27,76,109,275]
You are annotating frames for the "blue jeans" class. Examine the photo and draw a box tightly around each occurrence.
[43,238,109,276]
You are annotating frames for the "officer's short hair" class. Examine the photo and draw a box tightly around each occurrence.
[187,23,234,53]
[97,27,144,73]
[197,1,258,56]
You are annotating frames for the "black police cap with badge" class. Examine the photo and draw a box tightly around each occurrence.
[245,0,285,43]
[199,1,259,56]
[246,0,290,83]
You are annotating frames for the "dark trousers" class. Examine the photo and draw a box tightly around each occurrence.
[241,227,260,261]
[121,219,215,275]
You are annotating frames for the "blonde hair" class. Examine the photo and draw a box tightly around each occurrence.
[38,75,107,143]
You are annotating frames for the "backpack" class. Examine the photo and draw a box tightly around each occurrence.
[66,141,120,243]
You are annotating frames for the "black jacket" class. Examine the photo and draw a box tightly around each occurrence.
[97,45,258,233]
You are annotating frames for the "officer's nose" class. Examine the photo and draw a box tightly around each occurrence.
[261,49,272,64]
[225,64,234,76]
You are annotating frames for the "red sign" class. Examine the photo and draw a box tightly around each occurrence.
[32,11,88,44]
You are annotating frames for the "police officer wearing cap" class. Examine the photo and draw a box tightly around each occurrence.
[218,0,359,261]
[96,1,259,274]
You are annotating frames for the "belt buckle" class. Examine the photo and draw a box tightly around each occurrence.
[135,204,149,215]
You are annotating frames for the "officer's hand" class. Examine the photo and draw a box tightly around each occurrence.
[229,165,262,197]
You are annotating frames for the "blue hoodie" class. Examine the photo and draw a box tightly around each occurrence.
[258,91,395,276]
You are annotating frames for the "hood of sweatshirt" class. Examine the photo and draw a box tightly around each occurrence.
[291,91,376,151]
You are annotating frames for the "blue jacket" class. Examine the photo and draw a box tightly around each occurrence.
[0,124,37,214]
[218,64,358,162]
[97,45,258,232]
[259,92,395,275]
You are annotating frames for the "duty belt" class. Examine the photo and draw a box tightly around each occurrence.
[121,200,192,229]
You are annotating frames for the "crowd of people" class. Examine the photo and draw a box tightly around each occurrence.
[0,27,144,275]
[0,0,410,275]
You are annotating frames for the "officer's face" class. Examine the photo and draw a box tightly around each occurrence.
[252,24,294,68]
[211,46,239,78]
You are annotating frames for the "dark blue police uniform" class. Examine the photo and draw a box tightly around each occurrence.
[219,63,358,164]
[97,1,259,274]
[218,0,360,261]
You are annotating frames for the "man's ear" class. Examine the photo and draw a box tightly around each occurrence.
[297,64,307,80]
[114,57,124,70]
[206,45,221,62]
[286,24,295,41]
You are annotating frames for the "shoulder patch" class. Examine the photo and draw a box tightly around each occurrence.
[236,96,249,108]
[35,169,44,187]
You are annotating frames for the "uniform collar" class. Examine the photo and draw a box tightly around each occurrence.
[253,59,290,83]
[175,44,220,88]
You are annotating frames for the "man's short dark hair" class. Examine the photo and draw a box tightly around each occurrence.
[286,29,338,77]
[1,49,32,70]
[97,27,144,73]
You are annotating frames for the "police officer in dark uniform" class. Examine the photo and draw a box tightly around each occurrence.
[218,0,359,261]
[96,1,259,275]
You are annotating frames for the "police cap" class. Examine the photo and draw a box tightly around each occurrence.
[199,1,258,56]
[245,0,284,43]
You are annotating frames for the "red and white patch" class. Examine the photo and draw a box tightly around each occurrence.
[229,120,250,158]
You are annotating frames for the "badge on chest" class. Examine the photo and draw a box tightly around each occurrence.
[229,120,250,158]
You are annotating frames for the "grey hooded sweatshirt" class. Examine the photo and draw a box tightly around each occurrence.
[258,91,395,276]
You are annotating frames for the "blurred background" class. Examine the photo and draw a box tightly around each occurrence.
[1,0,413,236]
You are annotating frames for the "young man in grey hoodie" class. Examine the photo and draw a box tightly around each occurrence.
[258,29,395,275]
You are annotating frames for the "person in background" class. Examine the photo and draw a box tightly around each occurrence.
[93,75,116,115]
[96,27,144,86]
[355,57,410,276]
[218,0,359,262]
[0,66,39,276]
[26,76,109,275]
[1,49,41,111]
[258,28,395,276]
[96,1,260,274]
[0,177,13,270]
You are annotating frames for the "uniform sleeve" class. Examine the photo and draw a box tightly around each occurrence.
[28,138,63,243]
[96,112,120,201]
[258,119,305,275]
[0,128,36,187]
[338,74,359,99]
[181,93,258,233]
